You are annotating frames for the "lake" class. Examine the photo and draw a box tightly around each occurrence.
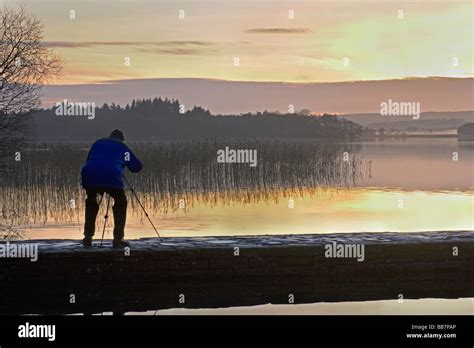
[1,137,472,315]
[6,138,471,240]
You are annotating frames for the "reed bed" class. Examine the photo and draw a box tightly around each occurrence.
[0,140,365,229]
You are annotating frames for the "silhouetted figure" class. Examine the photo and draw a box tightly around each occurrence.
[81,129,142,247]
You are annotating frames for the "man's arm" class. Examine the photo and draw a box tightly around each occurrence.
[124,146,142,173]
[85,140,97,162]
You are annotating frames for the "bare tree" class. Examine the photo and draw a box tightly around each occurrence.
[0,6,61,168]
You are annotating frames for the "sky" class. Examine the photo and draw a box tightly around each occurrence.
[4,0,474,113]
[6,0,473,84]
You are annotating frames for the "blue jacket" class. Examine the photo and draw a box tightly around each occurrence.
[81,138,142,190]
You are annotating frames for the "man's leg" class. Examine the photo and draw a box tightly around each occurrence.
[106,188,127,242]
[84,188,100,242]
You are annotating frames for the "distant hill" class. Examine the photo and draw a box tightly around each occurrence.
[341,111,473,130]
[458,123,474,141]
[42,77,473,115]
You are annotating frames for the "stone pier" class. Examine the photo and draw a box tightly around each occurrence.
[0,231,473,314]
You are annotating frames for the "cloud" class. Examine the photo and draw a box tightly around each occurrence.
[245,28,311,34]
[139,48,219,56]
[162,41,214,46]
[41,40,219,56]
[42,41,215,48]
[42,41,135,48]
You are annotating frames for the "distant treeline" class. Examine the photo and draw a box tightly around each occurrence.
[31,97,366,141]
[367,118,468,131]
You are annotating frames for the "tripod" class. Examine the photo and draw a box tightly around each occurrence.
[95,178,161,245]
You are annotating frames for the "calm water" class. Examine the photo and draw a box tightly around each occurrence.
[130,298,474,315]
[18,138,473,239]
[3,138,473,315]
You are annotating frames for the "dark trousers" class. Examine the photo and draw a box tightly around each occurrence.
[84,187,127,241]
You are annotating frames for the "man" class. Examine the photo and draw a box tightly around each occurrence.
[81,129,142,247]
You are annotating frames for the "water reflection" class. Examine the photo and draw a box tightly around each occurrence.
[0,140,364,233]
[1,138,472,239]
[356,139,474,190]
[125,298,474,315]
[22,187,474,239]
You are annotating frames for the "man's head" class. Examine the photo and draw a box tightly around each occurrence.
[109,129,125,142]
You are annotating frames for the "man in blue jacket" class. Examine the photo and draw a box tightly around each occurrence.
[81,129,142,247]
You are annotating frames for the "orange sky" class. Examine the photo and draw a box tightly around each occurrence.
[6,0,473,85]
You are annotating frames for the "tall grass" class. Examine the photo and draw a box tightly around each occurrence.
[0,140,365,229]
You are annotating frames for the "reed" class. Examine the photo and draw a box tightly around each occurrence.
[0,140,365,230]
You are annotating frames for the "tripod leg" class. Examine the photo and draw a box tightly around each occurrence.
[124,176,161,238]
[100,194,111,247]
